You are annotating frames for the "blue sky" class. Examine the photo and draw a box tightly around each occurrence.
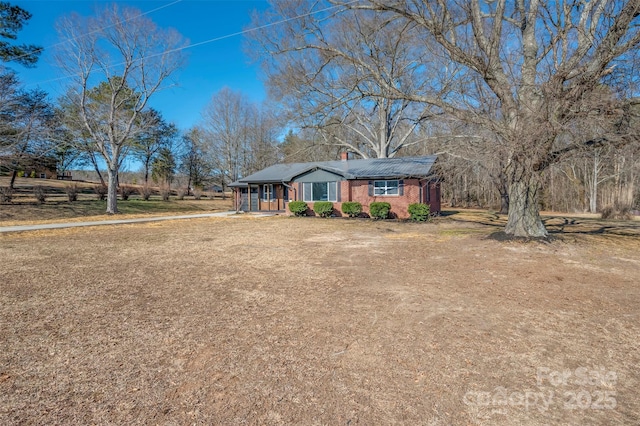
[12,0,270,130]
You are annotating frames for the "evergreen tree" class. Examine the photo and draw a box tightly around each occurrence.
[0,2,41,67]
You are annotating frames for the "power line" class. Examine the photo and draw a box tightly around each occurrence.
[25,1,358,89]
[158,1,358,56]
[11,0,183,66]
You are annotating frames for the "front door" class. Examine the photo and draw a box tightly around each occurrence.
[250,186,259,211]
[240,188,249,211]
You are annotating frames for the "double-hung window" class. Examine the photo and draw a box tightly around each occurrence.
[302,182,337,202]
[374,180,399,196]
[262,184,275,201]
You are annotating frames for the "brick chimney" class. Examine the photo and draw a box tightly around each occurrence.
[340,152,349,161]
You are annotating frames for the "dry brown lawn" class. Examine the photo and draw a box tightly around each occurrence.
[1,215,639,425]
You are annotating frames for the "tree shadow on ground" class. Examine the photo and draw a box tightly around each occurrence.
[440,209,640,239]
[544,216,640,238]
[439,209,505,228]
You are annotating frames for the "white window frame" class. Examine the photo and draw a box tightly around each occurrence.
[262,184,275,201]
[374,180,399,196]
[302,181,337,202]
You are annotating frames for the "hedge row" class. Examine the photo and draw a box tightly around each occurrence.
[288,201,430,220]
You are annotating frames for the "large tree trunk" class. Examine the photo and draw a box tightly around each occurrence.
[106,167,118,214]
[505,171,548,238]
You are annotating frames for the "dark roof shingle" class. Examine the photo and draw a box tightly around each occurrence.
[229,155,437,186]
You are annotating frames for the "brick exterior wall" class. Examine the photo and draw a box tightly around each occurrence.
[348,179,419,219]
[428,181,441,213]
[286,179,441,219]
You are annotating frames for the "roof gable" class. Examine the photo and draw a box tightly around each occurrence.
[292,168,345,183]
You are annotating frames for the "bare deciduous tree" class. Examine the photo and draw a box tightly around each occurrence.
[342,0,640,237]
[201,88,252,187]
[431,96,640,215]
[280,129,340,163]
[200,87,281,189]
[179,127,212,194]
[54,4,187,213]
[250,1,433,159]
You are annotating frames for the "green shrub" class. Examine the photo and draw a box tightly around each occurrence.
[341,201,362,217]
[313,201,334,217]
[288,201,308,216]
[408,203,430,221]
[369,202,391,219]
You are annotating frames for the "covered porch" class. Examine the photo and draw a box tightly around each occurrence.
[229,181,289,212]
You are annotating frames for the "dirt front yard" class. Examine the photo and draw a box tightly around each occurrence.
[1,216,638,424]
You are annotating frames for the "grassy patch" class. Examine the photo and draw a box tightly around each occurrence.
[0,198,232,225]
[0,175,234,224]
[438,227,493,236]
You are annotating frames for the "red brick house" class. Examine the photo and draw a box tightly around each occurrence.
[229,154,440,218]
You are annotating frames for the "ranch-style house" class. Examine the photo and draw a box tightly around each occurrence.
[229,154,441,219]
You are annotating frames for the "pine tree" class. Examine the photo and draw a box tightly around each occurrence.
[0,2,41,67]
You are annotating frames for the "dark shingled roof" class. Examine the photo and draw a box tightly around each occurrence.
[229,155,437,187]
